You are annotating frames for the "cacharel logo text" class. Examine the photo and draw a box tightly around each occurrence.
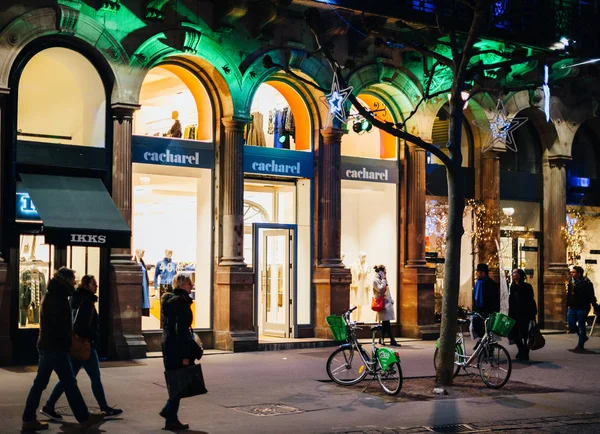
[70,234,107,244]
[345,168,389,181]
[251,161,301,175]
[143,150,201,165]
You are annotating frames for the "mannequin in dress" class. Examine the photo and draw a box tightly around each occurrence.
[350,252,371,321]
[167,111,182,138]
[136,249,151,314]
[155,249,177,296]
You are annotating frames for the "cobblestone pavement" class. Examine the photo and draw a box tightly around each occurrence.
[322,413,600,433]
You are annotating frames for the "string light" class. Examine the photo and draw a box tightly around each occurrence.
[466,199,514,267]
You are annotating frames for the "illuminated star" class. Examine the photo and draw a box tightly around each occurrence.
[473,99,528,153]
[320,73,353,125]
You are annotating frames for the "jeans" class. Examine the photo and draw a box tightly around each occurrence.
[45,348,109,411]
[23,349,90,423]
[567,308,588,347]
[161,397,180,423]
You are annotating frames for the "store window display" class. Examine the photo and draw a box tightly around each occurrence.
[155,249,177,296]
[247,84,296,149]
[19,237,49,328]
[350,252,371,320]
[136,249,151,316]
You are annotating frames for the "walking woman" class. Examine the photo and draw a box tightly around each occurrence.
[41,275,123,420]
[508,268,537,361]
[160,272,195,430]
[373,265,400,347]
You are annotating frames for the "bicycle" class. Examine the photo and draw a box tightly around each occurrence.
[433,311,514,389]
[325,306,403,395]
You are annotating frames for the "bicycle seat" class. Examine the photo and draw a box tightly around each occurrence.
[370,325,383,332]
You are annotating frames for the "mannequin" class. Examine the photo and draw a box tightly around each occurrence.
[19,236,47,326]
[350,252,371,322]
[155,249,177,296]
[136,249,151,315]
[167,111,182,138]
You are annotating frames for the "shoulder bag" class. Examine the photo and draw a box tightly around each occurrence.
[371,286,386,312]
[164,364,208,400]
[528,320,546,351]
[70,306,91,361]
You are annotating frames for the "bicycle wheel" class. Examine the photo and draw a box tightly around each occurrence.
[478,343,512,389]
[433,346,462,378]
[326,346,370,385]
[377,361,403,395]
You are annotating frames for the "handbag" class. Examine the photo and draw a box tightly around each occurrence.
[528,320,546,351]
[70,306,91,361]
[164,364,208,400]
[190,329,204,361]
[371,296,385,312]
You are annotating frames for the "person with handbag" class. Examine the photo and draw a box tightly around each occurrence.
[41,275,123,421]
[508,268,537,362]
[372,265,400,347]
[160,272,199,430]
[22,268,105,431]
[567,266,599,353]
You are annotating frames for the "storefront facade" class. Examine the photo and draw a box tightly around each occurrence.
[0,1,596,363]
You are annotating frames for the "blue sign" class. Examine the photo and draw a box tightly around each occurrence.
[16,191,41,221]
[132,135,214,169]
[341,156,398,184]
[244,146,314,178]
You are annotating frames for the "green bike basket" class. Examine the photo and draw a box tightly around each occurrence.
[487,312,516,337]
[326,315,347,341]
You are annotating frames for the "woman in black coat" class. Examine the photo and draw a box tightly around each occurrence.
[508,268,537,362]
[160,272,195,430]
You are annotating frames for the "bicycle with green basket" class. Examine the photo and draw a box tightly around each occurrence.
[325,306,403,395]
[433,311,515,389]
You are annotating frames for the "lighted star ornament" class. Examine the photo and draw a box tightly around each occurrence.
[321,73,354,126]
[473,99,528,153]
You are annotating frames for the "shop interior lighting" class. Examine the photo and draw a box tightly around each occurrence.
[502,207,515,216]
[447,91,469,110]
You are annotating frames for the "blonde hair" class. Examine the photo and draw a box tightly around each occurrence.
[173,272,193,289]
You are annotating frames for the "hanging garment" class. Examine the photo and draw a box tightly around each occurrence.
[246,112,267,147]
[188,125,197,140]
[284,107,295,140]
[140,259,150,316]
[272,109,288,149]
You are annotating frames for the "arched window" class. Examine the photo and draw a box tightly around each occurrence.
[570,120,600,179]
[499,119,541,173]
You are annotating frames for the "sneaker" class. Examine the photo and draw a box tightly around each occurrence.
[21,420,49,431]
[572,345,586,353]
[79,412,105,428]
[40,406,62,421]
[102,407,123,419]
[164,421,189,430]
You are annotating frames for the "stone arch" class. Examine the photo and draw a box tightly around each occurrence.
[0,6,128,102]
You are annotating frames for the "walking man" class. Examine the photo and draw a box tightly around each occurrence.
[22,267,104,431]
[567,265,599,353]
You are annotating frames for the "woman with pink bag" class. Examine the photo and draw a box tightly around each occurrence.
[372,265,400,347]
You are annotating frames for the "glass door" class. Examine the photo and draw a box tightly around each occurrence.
[253,224,296,338]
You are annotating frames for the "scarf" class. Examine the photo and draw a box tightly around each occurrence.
[474,277,487,308]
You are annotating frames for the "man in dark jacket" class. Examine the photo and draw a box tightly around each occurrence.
[567,266,599,353]
[472,263,500,338]
[22,267,104,431]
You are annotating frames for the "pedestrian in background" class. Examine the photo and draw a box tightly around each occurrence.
[22,267,104,431]
[472,263,500,339]
[160,273,196,430]
[373,265,400,347]
[508,268,537,361]
[567,266,599,353]
[41,275,123,421]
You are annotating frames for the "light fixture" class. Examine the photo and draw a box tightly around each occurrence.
[447,91,469,110]
[502,207,515,216]
[352,117,372,134]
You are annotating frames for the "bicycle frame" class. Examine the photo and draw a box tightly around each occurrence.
[449,315,498,369]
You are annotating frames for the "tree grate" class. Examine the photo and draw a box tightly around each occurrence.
[231,403,303,417]
[425,423,487,433]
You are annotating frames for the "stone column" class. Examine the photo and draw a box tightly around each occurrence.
[313,128,351,339]
[478,149,502,284]
[108,103,145,360]
[0,88,11,364]
[401,143,437,339]
[214,117,256,352]
[543,156,570,329]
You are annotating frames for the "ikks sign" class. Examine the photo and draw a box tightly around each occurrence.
[341,156,398,184]
[132,136,213,169]
[244,146,314,178]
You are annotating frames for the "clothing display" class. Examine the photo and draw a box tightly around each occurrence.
[350,253,371,322]
[183,124,197,140]
[140,259,150,316]
[167,119,182,138]
[19,264,48,326]
[267,107,295,149]
[155,257,177,291]
[246,112,267,147]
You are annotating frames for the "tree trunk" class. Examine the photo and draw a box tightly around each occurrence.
[436,91,466,386]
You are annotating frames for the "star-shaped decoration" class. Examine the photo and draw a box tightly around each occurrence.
[320,73,353,126]
[473,99,529,153]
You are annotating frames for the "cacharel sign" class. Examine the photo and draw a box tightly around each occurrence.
[244,146,314,178]
[341,156,398,184]
[132,135,214,169]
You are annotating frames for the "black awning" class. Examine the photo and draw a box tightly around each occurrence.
[19,174,131,248]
